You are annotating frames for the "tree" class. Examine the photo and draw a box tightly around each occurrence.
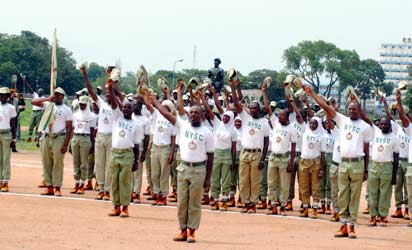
[354,59,385,109]
[247,69,285,101]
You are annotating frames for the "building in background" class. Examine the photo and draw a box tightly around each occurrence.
[378,38,412,83]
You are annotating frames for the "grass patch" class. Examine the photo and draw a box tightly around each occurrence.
[17,101,40,151]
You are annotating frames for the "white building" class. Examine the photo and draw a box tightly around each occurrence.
[378,38,412,83]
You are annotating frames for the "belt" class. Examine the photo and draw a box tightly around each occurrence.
[112,148,133,153]
[332,161,339,166]
[45,132,66,138]
[154,144,170,148]
[0,129,11,134]
[97,132,112,136]
[243,148,261,153]
[372,160,392,166]
[181,161,205,167]
[400,158,408,161]
[301,156,320,161]
[74,133,90,137]
[296,152,301,157]
[341,157,363,163]
[272,152,290,158]
[32,110,43,112]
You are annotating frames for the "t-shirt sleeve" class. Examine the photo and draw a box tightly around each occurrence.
[134,126,142,144]
[205,130,215,153]
[65,107,73,121]
[90,114,97,128]
[290,128,298,143]
[230,128,237,142]
[362,123,372,143]
[405,124,412,137]
[263,120,270,137]
[144,118,151,135]
[333,112,345,129]
[270,114,278,126]
[112,107,121,121]
[10,105,17,118]
[392,135,400,154]
[320,136,327,152]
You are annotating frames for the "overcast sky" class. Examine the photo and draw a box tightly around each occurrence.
[1,0,411,75]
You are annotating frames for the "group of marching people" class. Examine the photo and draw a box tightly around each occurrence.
[1,64,411,243]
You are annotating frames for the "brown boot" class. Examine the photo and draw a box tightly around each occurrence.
[227,197,236,207]
[311,208,318,219]
[202,195,210,205]
[334,224,348,237]
[120,206,129,218]
[143,186,151,196]
[300,207,309,218]
[209,197,215,206]
[108,206,121,216]
[404,208,410,220]
[330,212,340,222]
[257,199,267,209]
[325,205,332,215]
[369,216,377,226]
[103,192,111,201]
[54,187,62,197]
[211,200,219,210]
[236,198,243,208]
[187,228,196,243]
[70,183,80,194]
[240,204,249,213]
[96,191,104,200]
[280,206,287,216]
[76,184,85,194]
[266,206,278,215]
[38,181,47,188]
[85,180,93,190]
[0,183,8,192]
[285,201,293,211]
[348,225,356,239]
[173,229,187,242]
[169,193,177,202]
[134,194,141,203]
[247,204,256,214]
[168,189,176,198]
[362,205,369,214]
[94,182,100,191]
[41,186,54,195]
[318,204,326,214]
[379,216,388,226]
[391,208,403,218]
[147,193,157,201]
[221,201,228,211]
[158,196,167,206]
[152,194,161,206]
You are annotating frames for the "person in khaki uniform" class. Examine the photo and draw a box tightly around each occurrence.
[394,91,412,227]
[229,116,242,207]
[106,72,140,218]
[304,86,371,239]
[32,87,73,196]
[149,85,214,244]
[0,87,17,192]
[262,89,297,216]
[320,120,336,215]
[230,79,270,214]
[298,116,326,219]
[368,118,399,226]
[70,96,96,195]
[80,66,114,200]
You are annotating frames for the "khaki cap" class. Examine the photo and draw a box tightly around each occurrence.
[55,87,66,95]
[0,87,10,94]
[79,96,89,104]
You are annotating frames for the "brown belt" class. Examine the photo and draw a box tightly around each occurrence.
[243,148,261,153]
[181,161,205,167]
[341,157,363,163]
[112,148,133,154]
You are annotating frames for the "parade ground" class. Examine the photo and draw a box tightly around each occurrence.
[0,151,410,250]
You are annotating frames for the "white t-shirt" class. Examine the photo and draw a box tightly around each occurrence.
[371,125,400,162]
[214,121,237,150]
[46,104,73,134]
[396,124,409,159]
[239,110,270,149]
[0,103,17,130]
[152,110,177,146]
[96,97,115,134]
[331,128,341,163]
[142,105,155,135]
[235,127,242,152]
[404,125,412,164]
[323,132,335,154]
[111,108,142,149]
[301,131,326,159]
[32,92,43,111]
[175,117,214,162]
[73,110,96,134]
[132,114,151,144]
[203,117,218,132]
[333,112,371,158]
[270,115,297,154]
[289,113,306,152]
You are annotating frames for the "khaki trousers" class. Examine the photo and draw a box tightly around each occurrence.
[394,160,409,207]
[144,134,154,189]
[110,149,134,206]
[211,148,232,199]
[368,161,392,217]
[71,135,92,182]
[151,144,172,196]
[406,165,412,211]
[95,133,112,192]
[239,150,261,204]
[267,153,290,207]
[132,160,144,193]
[0,131,12,183]
[42,134,66,187]
[330,162,340,212]
[298,158,322,207]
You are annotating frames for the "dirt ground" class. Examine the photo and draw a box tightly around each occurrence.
[1,151,411,250]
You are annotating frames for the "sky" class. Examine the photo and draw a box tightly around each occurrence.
[1,0,411,75]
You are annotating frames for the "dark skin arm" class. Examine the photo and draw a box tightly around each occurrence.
[303,85,337,119]
[150,94,177,125]
[140,134,150,162]
[61,121,73,154]
[259,136,269,170]
[363,142,369,181]
[210,86,223,115]
[235,79,243,101]
[10,117,17,148]
[168,136,176,164]
[229,79,242,114]
[261,83,273,117]
[204,152,214,189]
[132,144,140,172]
[200,93,215,121]
[392,152,399,185]
[303,99,314,118]
[176,85,186,117]
[381,97,395,121]
[288,143,296,172]
[318,152,325,178]
[230,141,236,171]
[107,79,118,110]
[141,95,155,114]
[89,127,95,154]
[395,90,410,128]
[80,66,98,102]
[31,96,53,107]
[287,95,304,124]
[23,77,34,94]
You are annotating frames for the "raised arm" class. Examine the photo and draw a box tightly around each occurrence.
[302,99,314,118]
[261,83,273,117]
[23,77,34,94]
[107,79,118,110]
[229,79,242,114]
[150,94,177,125]
[303,85,336,119]
[286,95,304,124]
[176,85,186,117]
[200,92,215,121]
[141,94,155,114]
[80,66,98,102]
[210,86,223,115]
[32,96,53,107]
[381,96,394,121]
[395,90,410,128]
[353,96,372,126]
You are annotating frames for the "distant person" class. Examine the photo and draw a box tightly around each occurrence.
[207,58,224,93]
[24,77,44,143]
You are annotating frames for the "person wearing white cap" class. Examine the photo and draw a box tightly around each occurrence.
[23,78,44,143]
[32,87,73,196]
[80,66,115,200]
[0,87,17,192]
[142,92,177,206]
[70,95,96,195]
[230,78,270,214]
[303,85,371,239]
[395,90,412,227]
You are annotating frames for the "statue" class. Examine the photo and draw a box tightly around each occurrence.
[207,58,224,93]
